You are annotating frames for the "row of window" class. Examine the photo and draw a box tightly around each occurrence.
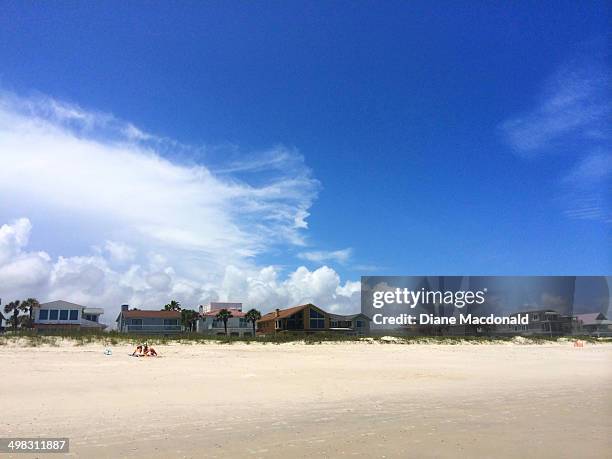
[39,309,79,321]
[329,319,365,328]
[128,319,179,326]
[211,318,248,328]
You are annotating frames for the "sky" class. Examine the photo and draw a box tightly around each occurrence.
[0,2,610,322]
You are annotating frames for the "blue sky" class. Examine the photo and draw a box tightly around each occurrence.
[0,2,610,317]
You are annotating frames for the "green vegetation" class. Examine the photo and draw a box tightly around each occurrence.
[2,297,40,331]
[164,300,182,311]
[245,308,262,336]
[215,308,233,335]
[0,329,609,347]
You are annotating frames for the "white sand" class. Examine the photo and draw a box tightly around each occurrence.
[1,341,611,458]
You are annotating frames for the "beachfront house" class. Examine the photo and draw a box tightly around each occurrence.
[498,309,575,336]
[576,313,612,336]
[257,304,329,335]
[196,303,252,337]
[33,300,107,332]
[329,313,371,336]
[256,304,370,335]
[116,305,182,335]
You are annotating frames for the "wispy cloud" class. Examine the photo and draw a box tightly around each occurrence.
[500,57,610,155]
[298,248,353,265]
[0,91,359,317]
[560,149,612,222]
[500,42,611,223]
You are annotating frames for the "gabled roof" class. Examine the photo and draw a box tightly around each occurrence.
[39,300,88,309]
[119,310,181,319]
[259,304,320,322]
[576,312,607,325]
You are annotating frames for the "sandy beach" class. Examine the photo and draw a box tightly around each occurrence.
[1,341,611,458]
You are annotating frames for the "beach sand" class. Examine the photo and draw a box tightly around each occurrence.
[1,341,611,458]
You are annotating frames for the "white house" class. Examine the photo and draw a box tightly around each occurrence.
[196,303,252,337]
[34,300,106,331]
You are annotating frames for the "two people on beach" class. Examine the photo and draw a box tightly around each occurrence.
[132,343,158,357]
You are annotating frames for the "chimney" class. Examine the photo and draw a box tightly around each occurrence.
[275,308,280,317]
[121,304,129,312]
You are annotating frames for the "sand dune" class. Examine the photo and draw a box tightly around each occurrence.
[1,341,611,458]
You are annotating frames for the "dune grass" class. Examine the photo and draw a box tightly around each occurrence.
[0,329,609,347]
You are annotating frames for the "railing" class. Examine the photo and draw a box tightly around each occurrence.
[122,324,183,333]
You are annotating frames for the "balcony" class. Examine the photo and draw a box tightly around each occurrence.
[121,324,183,333]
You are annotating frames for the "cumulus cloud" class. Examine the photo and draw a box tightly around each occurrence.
[0,218,360,321]
[0,92,359,320]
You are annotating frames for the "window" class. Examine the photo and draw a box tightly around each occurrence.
[69,310,79,321]
[309,308,325,329]
[356,320,363,328]
[164,319,178,326]
[59,310,69,320]
[39,310,49,320]
[239,318,247,328]
[130,319,143,325]
[49,309,59,320]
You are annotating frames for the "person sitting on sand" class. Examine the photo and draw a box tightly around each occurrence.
[132,344,143,356]
[142,343,158,357]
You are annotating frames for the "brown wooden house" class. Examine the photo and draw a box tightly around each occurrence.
[256,303,329,335]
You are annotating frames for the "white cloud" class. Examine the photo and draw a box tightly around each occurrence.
[298,248,353,264]
[0,92,360,320]
[104,240,136,264]
[560,150,612,222]
[499,47,611,223]
[500,59,610,154]
[562,150,612,184]
[218,264,360,313]
[0,218,360,320]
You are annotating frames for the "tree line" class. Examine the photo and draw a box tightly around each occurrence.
[2,298,40,331]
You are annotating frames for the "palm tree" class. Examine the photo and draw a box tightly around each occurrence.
[164,300,181,311]
[4,300,21,332]
[21,298,39,329]
[11,315,31,329]
[245,308,261,336]
[181,309,198,332]
[215,308,233,336]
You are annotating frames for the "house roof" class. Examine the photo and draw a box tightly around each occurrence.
[120,310,181,319]
[259,304,316,322]
[201,308,246,318]
[511,309,562,316]
[576,313,607,325]
[38,300,88,309]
